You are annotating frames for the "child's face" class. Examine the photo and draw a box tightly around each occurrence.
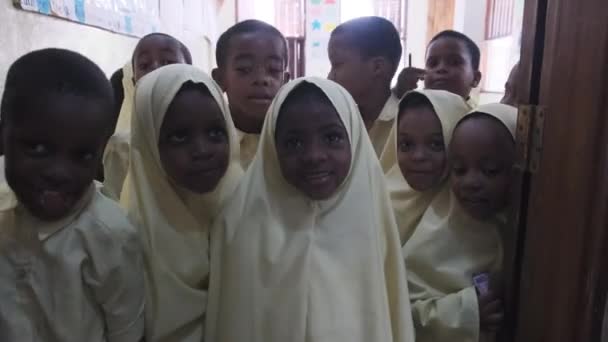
[275,99,351,200]
[397,105,446,191]
[327,32,374,106]
[2,94,110,221]
[158,88,230,194]
[501,63,520,107]
[133,35,187,82]
[449,117,515,220]
[424,37,481,99]
[214,32,288,134]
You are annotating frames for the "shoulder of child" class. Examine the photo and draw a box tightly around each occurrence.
[76,188,139,249]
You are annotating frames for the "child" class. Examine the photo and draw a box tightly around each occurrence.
[501,62,520,107]
[380,89,469,244]
[103,32,192,200]
[212,19,290,168]
[205,77,415,342]
[403,103,517,342]
[0,48,144,341]
[120,64,242,342]
[328,16,403,156]
[395,30,482,108]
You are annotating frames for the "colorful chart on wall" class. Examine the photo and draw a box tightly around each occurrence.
[305,0,340,77]
[13,0,160,37]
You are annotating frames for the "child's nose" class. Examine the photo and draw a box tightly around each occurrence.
[461,172,483,191]
[42,162,71,187]
[253,66,271,86]
[410,146,428,161]
[190,137,213,160]
[302,143,327,165]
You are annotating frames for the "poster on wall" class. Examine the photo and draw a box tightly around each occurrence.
[14,0,159,37]
[305,0,340,77]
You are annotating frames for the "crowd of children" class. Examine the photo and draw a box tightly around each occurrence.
[0,15,519,342]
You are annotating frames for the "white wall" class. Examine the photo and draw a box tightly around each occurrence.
[0,0,237,95]
[405,0,428,68]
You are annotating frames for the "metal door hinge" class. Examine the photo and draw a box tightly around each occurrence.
[515,105,545,173]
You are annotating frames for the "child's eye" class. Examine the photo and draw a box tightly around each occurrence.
[398,140,413,152]
[162,59,179,66]
[284,137,302,150]
[325,132,345,145]
[77,150,96,162]
[429,140,445,152]
[208,128,227,140]
[236,66,253,74]
[451,165,467,176]
[425,57,439,69]
[25,143,49,157]
[168,133,188,145]
[448,56,465,67]
[482,167,501,177]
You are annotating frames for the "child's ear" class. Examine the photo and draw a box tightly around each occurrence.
[370,56,388,77]
[472,70,482,88]
[282,71,291,84]
[211,68,227,92]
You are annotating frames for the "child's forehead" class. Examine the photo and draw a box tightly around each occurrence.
[134,35,181,56]
[10,93,110,131]
[452,116,514,155]
[227,31,285,58]
[427,37,470,57]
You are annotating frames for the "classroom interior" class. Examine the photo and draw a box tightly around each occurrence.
[1,0,608,341]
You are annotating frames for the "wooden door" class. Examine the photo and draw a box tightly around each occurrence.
[426,0,455,42]
[510,0,608,340]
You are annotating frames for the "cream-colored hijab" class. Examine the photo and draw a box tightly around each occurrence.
[101,62,134,199]
[403,103,517,342]
[120,64,243,342]
[380,89,470,244]
[115,61,135,133]
[205,76,415,342]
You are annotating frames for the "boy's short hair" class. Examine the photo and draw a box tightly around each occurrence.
[332,16,403,74]
[1,48,114,128]
[132,33,193,65]
[430,30,481,71]
[215,19,288,68]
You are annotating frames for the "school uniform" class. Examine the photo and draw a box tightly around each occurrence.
[237,129,260,169]
[0,183,144,342]
[120,64,243,342]
[369,92,400,156]
[102,62,134,200]
[205,77,415,342]
[380,89,470,244]
[404,103,517,342]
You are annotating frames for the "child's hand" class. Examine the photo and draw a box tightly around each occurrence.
[477,290,504,332]
[394,67,426,98]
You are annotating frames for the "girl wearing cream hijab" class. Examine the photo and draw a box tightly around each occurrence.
[120,64,243,342]
[381,89,470,244]
[103,34,193,199]
[205,77,415,342]
[404,103,517,342]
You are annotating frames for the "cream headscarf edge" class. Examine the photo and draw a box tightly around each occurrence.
[463,103,518,139]
[114,61,135,133]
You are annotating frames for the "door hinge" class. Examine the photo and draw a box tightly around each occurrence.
[515,105,545,173]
